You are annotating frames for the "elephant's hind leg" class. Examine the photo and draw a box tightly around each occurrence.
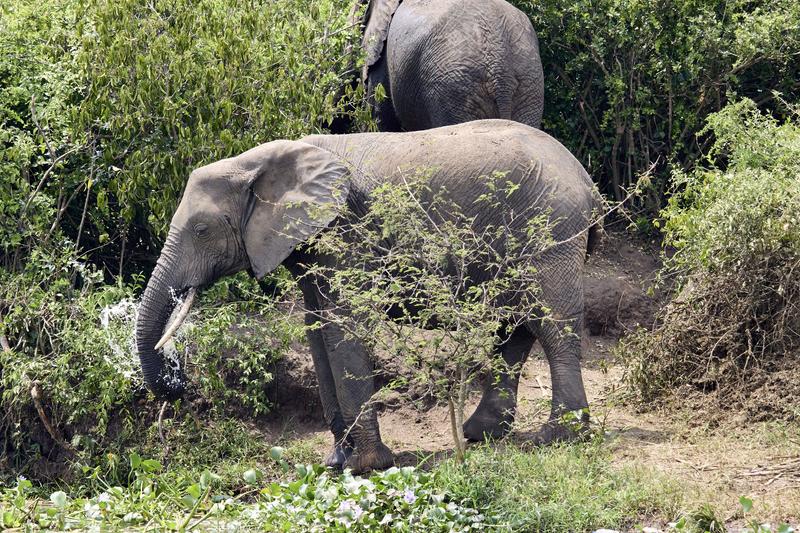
[463,326,535,441]
[528,273,591,445]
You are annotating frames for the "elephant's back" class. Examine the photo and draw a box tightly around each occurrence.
[304,120,593,212]
[387,0,544,129]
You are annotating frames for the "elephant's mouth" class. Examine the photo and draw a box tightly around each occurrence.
[154,286,197,350]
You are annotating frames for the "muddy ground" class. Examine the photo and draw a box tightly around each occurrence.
[262,227,800,524]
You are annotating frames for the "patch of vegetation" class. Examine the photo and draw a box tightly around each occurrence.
[0,270,301,479]
[515,0,800,207]
[674,497,796,533]
[622,99,800,417]
[1,450,492,531]
[433,441,683,531]
[0,0,355,479]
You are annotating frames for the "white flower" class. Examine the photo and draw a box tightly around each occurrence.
[344,477,374,495]
[97,492,112,503]
[352,504,364,521]
[83,502,101,520]
[316,485,339,505]
[403,490,417,505]
[336,500,364,523]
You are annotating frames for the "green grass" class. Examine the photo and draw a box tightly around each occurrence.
[1,437,688,531]
[432,440,684,531]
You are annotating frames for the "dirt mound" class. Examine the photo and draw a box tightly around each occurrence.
[583,228,662,336]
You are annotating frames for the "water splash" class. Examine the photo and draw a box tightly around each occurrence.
[98,298,141,383]
[98,291,195,388]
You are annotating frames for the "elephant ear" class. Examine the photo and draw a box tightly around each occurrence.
[362,0,401,76]
[239,140,350,278]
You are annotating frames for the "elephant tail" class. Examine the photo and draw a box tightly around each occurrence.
[586,188,605,258]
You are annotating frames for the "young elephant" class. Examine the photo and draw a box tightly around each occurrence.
[135,120,602,472]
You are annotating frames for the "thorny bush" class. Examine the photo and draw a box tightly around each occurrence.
[622,99,800,418]
[299,171,560,459]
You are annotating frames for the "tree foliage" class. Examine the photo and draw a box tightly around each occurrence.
[0,0,359,476]
[515,0,800,206]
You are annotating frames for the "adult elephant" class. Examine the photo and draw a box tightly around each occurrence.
[135,120,602,472]
[335,0,544,131]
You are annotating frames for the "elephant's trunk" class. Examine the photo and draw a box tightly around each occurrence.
[135,249,187,401]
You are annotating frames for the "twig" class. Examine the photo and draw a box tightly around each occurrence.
[30,95,55,161]
[30,382,76,454]
[0,314,10,353]
[765,471,784,486]
[534,375,549,398]
[447,396,464,463]
[20,147,79,216]
[158,401,172,461]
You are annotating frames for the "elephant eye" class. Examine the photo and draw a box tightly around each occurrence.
[194,223,209,237]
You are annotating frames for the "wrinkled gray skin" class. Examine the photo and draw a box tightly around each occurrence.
[352,0,544,131]
[136,120,602,473]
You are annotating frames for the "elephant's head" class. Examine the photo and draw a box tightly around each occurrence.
[135,140,349,400]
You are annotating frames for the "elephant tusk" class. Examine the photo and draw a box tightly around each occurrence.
[154,288,196,350]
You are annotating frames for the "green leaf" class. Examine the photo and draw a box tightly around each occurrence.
[740,496,753,513]
[129,452,142,470]
[49,491,67,508]
[181,494,197,509]
[243,469,260,485]
[270,446,285,462]
[141,459,162,473]
[3,511,17,528]
[186,484,202,499]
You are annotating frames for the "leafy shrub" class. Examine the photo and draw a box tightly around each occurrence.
[177,273,304,416]
[1,451,492,531]
[0,0,359,478]
[75,0,367,265]
[0,265,300,476]
[514,0,800,207]
[303,172,556,458]
[622,98,800,413]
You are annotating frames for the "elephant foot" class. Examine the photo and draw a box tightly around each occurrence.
[530,413,591,446]
[344,442,394,474]
[324,442,353,469]
[463,402,515,442]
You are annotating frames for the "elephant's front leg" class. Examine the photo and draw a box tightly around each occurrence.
[293,272,353,468]
[304,314,354,468]
[318,314,394,473]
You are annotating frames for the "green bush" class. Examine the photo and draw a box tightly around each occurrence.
[75,0,366,260]
[0,0,354,478]
[0,265,301,475]
[622,98,800,409]
[515,0,800,206]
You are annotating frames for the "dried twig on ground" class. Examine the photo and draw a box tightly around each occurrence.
[30,382,76,455]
